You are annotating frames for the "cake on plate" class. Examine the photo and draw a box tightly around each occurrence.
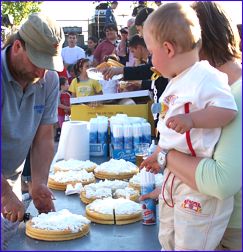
[53,159,97,173]
[94,159,139,180]
[48,170,95,191]
[86,198,142,225]
[25,209,90,241]
[80,180,139,204]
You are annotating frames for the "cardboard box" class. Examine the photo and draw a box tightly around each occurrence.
[70,90,155,133]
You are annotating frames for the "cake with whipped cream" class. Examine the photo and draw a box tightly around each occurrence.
[86,198,142,225]
[53,159,97,173]
[129,172,164,191]
[80,180,139,204]
[94,159,139,180]
[25,209,90,241]
[48,170,96,191]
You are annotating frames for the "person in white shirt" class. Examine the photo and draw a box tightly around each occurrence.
[61,32,85,68]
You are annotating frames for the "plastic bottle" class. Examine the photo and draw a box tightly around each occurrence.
[149,140,157,155]
[141,122,151,144]
[89,118,98,143]
[97,117,108,144]
[112,124,124,150]
[140,168,156,225]
[123,124,133,150]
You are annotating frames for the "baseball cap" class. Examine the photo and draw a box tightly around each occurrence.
[19,13,65,72]
[135,7,154,26]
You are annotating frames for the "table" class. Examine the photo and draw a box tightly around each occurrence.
[7,157,161,251]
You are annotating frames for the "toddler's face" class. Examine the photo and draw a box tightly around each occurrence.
[143,26,170,78]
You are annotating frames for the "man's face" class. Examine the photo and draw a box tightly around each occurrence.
[67,35,77,48]
[129,45,142,61]
[12,40,46,84]
[105,29,117,41]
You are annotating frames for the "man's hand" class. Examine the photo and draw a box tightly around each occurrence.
[1,190,25,222]
[102,66,124,80]
[166,114,194,134]
[31,183,55,214]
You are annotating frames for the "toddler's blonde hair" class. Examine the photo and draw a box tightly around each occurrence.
[144,3,202,53]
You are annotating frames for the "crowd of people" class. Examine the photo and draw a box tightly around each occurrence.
[1,1,242,251]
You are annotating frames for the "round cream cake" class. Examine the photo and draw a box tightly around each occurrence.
[94,159,139,180]
[86,198,142,225]
[80,180,139,204]
[48,170,96,191]
[53,159,97,173]
[25,209,90,241]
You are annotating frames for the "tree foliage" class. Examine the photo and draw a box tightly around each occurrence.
[1,1,42,26]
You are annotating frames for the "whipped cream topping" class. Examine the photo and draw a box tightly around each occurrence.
[84,179,128,191]
[86,187,112,199]
[87,198,141,215]
[94,159,138,174]
[114,187,138,198]
[83,180,132,199]
[31,209,90,233]
[54,159,96,171]
[49,170,95,183]
[130,172,164,187]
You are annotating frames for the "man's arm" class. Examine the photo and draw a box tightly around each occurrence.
[30,124,55,213]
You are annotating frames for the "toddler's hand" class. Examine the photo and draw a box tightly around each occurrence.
[166,114,194,134]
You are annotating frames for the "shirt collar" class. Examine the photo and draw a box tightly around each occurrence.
[1,46,15,83]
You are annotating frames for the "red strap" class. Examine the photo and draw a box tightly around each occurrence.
[184,103,196,157]
[162,172,175,208]
[161,103,196,208]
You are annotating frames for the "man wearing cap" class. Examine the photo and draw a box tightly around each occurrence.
[1,13,64,250]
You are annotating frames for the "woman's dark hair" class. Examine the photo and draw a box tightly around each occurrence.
[85,36,98,56]
[192,2,241,67]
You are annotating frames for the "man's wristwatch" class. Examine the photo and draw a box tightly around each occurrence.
[157,150,168,172]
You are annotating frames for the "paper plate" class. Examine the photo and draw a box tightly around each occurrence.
[87,68,123,81]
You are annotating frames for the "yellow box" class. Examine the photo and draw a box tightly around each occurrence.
[71,103,149,121]
[70,90,155,134]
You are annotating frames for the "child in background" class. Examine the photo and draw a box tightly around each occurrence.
[142,3,237,251]
[99,55,120,94]
[58,77,71,128]
[66,64,76,84]
[69,58,103,97]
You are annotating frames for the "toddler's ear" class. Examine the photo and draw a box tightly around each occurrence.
[162,41,175,58]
